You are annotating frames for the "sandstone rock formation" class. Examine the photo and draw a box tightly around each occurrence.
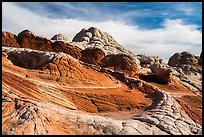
[2,32,20,48]
[168,51,200,68]
[136,54,167,76]
[12,29,82,59]
[137,54,164,67]
[51,41,82,59]
[7,49,54,69]
[99,53,139,78]
[51,33,70,42]
[17,29,38,49]
[168,51,202,93]
[128,54,172,84]
[80,47,105,65]
[136,52,202,93]
[35,36,53,51]
[133,89,202,135]
[2,47,152,114]
[71,27,140,64]
[2,29,202,135]
[143,63,172,84]
[2,73,202,135]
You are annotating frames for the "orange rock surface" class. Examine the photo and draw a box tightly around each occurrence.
[2,30,202,135]
[2,32,20,48]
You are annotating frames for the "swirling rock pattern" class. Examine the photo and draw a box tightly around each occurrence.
[2,28,202,135]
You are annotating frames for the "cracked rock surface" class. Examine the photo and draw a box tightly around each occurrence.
[71,27,140,64]
[167,51,202,93]
[2,29,202,135]
[2,77,201,135]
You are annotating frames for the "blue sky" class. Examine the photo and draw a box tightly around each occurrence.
[14,2,202,30]
[2,2,202,62]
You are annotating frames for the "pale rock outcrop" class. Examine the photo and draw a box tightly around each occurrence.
[71,27,140,65]
[137,54,164,67]
[168,52,199,66]
[137,54,166,76]
[51,33,70,42]
[137,52,202,93]
[168,51,201,74]
[4,47,57,69]
[136,54,172,84]
[149,64,173,84]
[168,52,202,93]
[132,84,202,135]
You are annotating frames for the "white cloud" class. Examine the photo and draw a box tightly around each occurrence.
[2,2,202,63]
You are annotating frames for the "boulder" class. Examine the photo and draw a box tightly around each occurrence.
[137,54,164,67]
[80,47,105,65]
[2,32,20,48]
[167,52,202,92]
[180,51,199,66]
[168,51,200,68]
[168,51,202,78]
[150,64,172,84]
[7,49,54,69]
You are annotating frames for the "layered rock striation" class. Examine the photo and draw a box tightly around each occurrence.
[2,30,82,59]
[2,31,20,48]
[2,29,202,135]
